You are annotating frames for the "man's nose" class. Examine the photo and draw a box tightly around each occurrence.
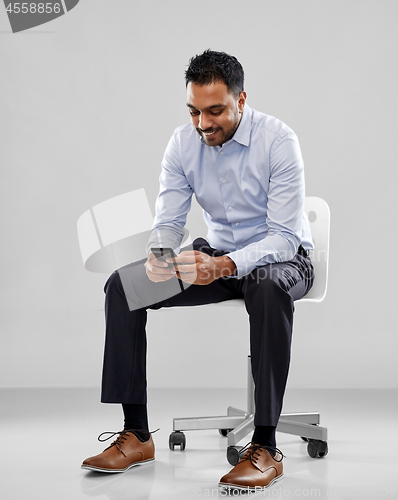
[199,113,213,131]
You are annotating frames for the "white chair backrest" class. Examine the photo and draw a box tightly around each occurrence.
[301,196,330,303]
[213,196,330,308]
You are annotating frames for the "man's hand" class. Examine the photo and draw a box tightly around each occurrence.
[145,252,177,282]
[167,250,237,285]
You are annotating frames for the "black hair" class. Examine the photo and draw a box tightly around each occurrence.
[185,49,244,97]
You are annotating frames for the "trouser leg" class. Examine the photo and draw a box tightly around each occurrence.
[101,269,149,403]
[242,254,314,427]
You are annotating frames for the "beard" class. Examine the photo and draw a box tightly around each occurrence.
[196,121,240,147]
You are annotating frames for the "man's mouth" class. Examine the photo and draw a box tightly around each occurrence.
[201,129,219,137]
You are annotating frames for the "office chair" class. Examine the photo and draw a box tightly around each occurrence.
[168,196,330,464]
[77,193,330,464]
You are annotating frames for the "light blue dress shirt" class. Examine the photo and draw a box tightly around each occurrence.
[148,104,313,279]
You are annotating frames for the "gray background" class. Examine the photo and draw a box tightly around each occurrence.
[1,0,397,391]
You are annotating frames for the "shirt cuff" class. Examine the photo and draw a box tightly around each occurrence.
[146,225,185,256]
[225,250,257,279]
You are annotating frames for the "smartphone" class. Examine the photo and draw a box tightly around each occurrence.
[151,247,177,268]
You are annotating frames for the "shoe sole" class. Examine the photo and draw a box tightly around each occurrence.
[81,458,154,473]
[219,472,284,491]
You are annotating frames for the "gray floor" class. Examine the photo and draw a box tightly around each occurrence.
[1,387,397,499]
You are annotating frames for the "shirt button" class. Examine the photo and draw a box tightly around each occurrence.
[222,178,227,183]
[228,206,233,211]
[235,222,239,226]
[220,151,224,155]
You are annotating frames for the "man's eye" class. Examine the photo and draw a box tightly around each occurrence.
[210,111,222,116]
[189,110,200,116]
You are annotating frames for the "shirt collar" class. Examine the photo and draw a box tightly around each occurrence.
[231,104,251,147]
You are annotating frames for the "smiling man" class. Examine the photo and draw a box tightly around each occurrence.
[82,50,314,492]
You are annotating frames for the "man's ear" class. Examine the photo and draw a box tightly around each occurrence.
[238,91,247,113]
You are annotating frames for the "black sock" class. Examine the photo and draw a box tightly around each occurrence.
[122,403,150,442]
[252,426,276,455]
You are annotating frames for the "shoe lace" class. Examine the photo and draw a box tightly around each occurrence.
[239,443,285,465]
[97,428,159,453]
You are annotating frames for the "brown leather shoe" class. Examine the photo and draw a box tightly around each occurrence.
[81,430,155,473]
[219,443,284,491]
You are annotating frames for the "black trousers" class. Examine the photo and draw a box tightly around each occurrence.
[101,238,314,427]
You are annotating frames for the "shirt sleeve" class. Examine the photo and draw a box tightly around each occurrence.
[227,132,305,278]
[146,132,194,254]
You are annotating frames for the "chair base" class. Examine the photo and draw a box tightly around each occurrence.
[172,409,327,445]
[170,357,328,462]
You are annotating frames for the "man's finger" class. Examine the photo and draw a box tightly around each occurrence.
[152,261,170,269]
[145,259,176,275]
[147,253,170,268]
[173,263,197,274]
[167,255,195,264]
[167,250,204,264]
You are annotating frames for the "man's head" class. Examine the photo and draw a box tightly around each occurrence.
[185,49,244,97]
[185,50,246,147]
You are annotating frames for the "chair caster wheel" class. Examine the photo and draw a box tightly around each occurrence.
[227,446,244,466]
[307,439,328,458]
[169,431,186,451]
[219,429,233,437]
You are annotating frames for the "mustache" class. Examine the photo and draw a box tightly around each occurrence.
[197,127,219,133]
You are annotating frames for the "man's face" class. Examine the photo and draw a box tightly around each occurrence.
[186,81,246,147]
